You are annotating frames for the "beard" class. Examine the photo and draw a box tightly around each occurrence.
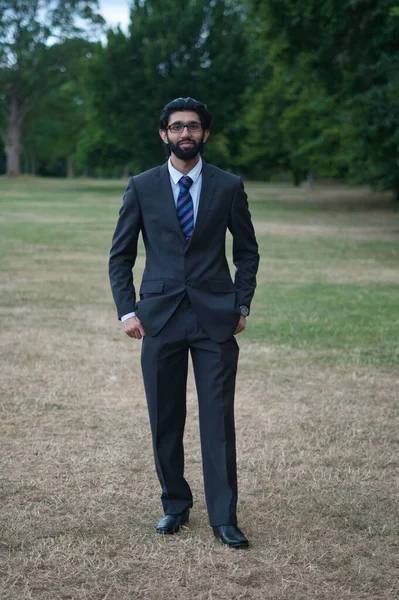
[166,134,205,160]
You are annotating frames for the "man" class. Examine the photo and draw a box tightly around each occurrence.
[109,97,259,548]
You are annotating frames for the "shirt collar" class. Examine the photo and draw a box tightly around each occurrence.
[168,156,202,185]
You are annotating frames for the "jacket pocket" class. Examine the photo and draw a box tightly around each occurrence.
[208,280,235,293]
[140,280,164,294]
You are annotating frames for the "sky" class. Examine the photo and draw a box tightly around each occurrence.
[98,0,130,32]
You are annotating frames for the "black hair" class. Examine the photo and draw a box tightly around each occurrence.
[159,97,213,131]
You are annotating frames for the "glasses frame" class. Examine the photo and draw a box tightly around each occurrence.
[167,121,203,134]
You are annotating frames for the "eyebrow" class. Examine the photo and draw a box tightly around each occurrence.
[169,120,201,124]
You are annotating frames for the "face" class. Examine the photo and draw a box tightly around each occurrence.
[159,110,210,160]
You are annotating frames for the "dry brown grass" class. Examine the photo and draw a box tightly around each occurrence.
[1,308,398,599]
[1,181,398,599]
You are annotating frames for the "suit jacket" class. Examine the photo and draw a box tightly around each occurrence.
[109,161,259,343]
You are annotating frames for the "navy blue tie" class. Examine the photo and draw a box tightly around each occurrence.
[177,175,194,242]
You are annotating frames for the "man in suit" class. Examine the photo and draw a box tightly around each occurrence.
[109,97,259,548]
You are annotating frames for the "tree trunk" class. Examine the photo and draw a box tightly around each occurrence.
[292,168,304,187]
[4,96,23,176]
[67,156,75,178]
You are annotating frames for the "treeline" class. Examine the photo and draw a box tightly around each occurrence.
[1,0,398,196]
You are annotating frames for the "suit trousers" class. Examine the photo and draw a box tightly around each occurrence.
[140,294,239,526]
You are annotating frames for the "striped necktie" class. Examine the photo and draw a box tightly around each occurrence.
[177,175,194,242]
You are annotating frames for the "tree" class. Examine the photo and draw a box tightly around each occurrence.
[22,39,98,177]
[248,0,399,196]
[0,0,104,175]
[78,0,250,173]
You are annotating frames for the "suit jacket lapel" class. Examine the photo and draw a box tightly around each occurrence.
[187,161,217,249]
[157,162,186,244]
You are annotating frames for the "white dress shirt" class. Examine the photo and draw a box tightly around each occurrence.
[168,156,203,220]
[121,157,203,322]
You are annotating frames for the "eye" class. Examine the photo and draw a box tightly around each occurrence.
[169,123,184,133]
[188,123,202,132]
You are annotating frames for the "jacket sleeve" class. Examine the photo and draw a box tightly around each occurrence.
[109,178,142,319]
[228,178,260,312]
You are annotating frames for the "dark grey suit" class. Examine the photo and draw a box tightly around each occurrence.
[109,161,259,525]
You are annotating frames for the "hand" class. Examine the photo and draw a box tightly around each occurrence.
[234,315,246,335]
[123,316,146,339]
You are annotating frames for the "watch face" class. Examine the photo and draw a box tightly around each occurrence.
[240,305,249,317]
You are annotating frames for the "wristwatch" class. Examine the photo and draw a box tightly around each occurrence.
[239,305,249,317]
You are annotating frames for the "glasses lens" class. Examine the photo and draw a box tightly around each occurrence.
[188,123,202,132]
[169,124,184,133]
[169,122,202,133]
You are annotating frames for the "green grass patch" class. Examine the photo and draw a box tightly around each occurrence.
[256,232,399,264]
[1,176,398,366]
[248,282,399,366]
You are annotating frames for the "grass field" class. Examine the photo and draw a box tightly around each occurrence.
[1,176,398,599]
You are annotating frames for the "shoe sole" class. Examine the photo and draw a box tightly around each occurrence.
[213,534,249,549]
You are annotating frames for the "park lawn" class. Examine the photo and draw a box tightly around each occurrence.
[0,176,398,600]
[1,176,398,366]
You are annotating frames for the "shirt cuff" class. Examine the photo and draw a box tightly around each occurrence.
[121,312,136,322]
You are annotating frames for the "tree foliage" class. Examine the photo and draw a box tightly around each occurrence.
[0,0,398,199]
[23,40,98,176]
[247,0,399,194]
[78,0,250,172]
[0,0,104,174]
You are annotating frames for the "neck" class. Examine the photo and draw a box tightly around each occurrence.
[170,153,200,174]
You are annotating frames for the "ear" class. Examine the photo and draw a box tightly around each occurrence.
[159,129,168,144]
[203,130,210,143]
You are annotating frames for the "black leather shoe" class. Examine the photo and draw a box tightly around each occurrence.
[156,509,190,534]
[212,525,249,548]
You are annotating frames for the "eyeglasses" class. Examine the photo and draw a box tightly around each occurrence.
[167,122,203,133]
